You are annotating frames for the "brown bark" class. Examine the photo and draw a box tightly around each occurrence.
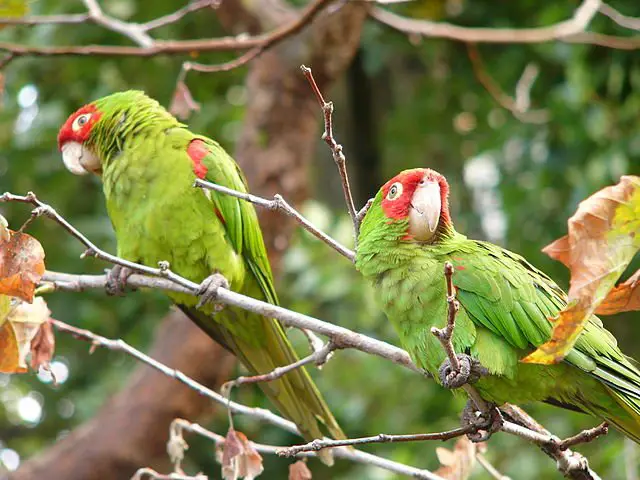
[9,2,367,478]
[7,310,236,480]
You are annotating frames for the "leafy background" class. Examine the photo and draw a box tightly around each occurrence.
[0,0,639,478]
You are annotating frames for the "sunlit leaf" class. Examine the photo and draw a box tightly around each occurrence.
[434,436,479,480]
[523,176,640,364]
[288,460,312,480]
[0,226,46,302]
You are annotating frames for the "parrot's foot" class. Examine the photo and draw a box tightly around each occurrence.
[197,272,230,310]
[438,353,488,389]
[461,400,503,442]
[105,265,135,296]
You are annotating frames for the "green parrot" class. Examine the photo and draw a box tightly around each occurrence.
[355,168,640,442]
[57,90,344,460]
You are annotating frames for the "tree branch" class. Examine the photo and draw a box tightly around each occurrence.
[301,65,361,243]
[194,179,354,261]
[141,0,220,32]
[371,0,640,49]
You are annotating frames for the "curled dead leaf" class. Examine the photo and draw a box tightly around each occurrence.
[434,436,480,480]
[595,269,640,315]
[0,227,46,302]
[288,460,312,480]
[217,428,263,480]
[524,175,640,364]
[0,296,50,373]
[169,81,201,120]
[30,319,55,371]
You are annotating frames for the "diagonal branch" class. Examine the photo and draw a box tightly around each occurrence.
[141,0,220,32]
[82,0,153,47]
[194,179,354,261]
[370,0,640,49]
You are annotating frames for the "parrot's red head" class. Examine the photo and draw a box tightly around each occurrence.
[379,168,451,242]
[57,103,103,175]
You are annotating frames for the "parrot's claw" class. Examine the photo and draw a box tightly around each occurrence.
[197,272,230,310]
[105,265,135,296]
[438,353,488,389]
[461,400,503,442]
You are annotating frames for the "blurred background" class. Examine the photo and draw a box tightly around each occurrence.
[0,0,639,478]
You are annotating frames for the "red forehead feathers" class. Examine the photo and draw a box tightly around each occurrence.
[57,104,102,150]
[380,168,450,222]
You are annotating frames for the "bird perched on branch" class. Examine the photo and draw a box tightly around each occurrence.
[57,90,344,463]
[355,168,640,442]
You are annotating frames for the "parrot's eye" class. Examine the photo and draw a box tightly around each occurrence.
[72,113,92,132]
[387,182,403,200]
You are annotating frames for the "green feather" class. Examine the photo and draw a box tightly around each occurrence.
[356,171,640,443]
[78,91,345,460]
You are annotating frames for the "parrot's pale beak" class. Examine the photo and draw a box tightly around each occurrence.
[61,141,101,175]
[408,180,441,241]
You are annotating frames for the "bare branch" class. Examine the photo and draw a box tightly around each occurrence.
[371,1,640,50]
[82,0,154,47]
[371,0,603,43]
[278,425,478,456]
[0,14,91,25]
[557,423,609,450]
[466,45,549,124]
[431,262,461,372]
[599,4,640,31]
[0,0,334,60]
[142,0,220,32]
[42,269,418,373]
[226,341,336,389]
[194,179,355,261]
[476,453,511,480]
[131,468,206,480]
[301,65,361,244]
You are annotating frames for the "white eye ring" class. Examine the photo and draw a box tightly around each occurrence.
[72,113,91,132]
[386,182,403,200]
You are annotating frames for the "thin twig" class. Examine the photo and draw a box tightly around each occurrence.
[466,45,549,124]
[194,179,354,261]
[476,453,511,480]
[170,419,440,479]
[431,262,460,372]
[599,4,640,31]
[300,65,361,243]
[142,0,219,31]
[42,269,418,373]
[371,0,603,43]
[278,425,479,457]
[82,0,154,47]
[227,342,336,388]
[131,468,206,480]
[557,423,609,450]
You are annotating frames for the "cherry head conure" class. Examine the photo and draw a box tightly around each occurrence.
[58,91,345,462]
[356,168,640,442]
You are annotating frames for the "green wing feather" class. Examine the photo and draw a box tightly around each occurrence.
[451,240,640,440]
[181,137,345,453]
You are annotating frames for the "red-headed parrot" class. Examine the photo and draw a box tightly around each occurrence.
[57,90,344,461]
[355,168,640,442]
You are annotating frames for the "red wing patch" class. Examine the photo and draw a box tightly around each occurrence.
[187,139,209,179]
[214,207,226,225]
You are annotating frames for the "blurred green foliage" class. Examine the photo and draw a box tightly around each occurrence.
[0,0,639,478]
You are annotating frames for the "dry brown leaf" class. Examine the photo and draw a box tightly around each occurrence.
[169,80,201,120]
[434,436,480,480]
[595,269,640,315]
[288,460,312,480]
[0,226,46,302]
[0,296,50,373]
[524,175,640,364]
[30,319,55,371]
[218,428,264,480]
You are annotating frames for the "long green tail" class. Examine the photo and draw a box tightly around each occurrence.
[179,305,345,465]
